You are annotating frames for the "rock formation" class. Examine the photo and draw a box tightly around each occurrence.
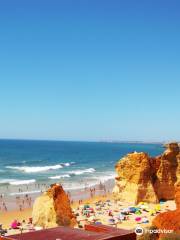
[113,143,180,204]
[32,184,77,228]
[154,143,179,200]
[152,182,180,239]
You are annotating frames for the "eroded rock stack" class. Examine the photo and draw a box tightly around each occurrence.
[32,184,77,228]
[113,143,180,204]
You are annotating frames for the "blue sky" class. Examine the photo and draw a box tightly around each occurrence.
[0,0,180,142]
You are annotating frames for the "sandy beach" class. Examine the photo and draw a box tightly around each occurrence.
[0,143,179,238]
[0,180,112,232]
[0,188,176,236]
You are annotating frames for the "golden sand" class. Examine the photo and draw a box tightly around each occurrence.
[0,193,176,234]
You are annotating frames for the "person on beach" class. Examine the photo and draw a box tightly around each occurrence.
[99,181,103,190]
[2,202,7,211]
[90,188,93,198]
[28,197,32,207]
[19,204,23,211]
[93,188,96,196]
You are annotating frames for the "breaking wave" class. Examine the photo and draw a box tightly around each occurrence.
[96,173,116,183]
[9,179,36,185]
[69,168,96,175]
[48,174,70,179]
[0,179,17,184]
[0,179,36,185]
[48,168,96,180]
[6,162,74,173]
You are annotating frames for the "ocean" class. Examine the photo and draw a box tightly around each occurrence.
[0,140,164,197]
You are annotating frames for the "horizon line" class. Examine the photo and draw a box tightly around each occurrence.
[0,137,176,144]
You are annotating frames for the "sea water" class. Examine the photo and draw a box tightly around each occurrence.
[0,139,163,196]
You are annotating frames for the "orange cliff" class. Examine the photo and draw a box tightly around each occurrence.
[113,142,180,204]
[32,183,77,228]
[152,182,180,239]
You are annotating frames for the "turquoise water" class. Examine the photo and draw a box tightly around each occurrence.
[0,140,163,193]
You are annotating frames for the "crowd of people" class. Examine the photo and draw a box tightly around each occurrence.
[0,181,109,212]
[0,193,33,212]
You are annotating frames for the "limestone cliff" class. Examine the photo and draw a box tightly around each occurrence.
[152,182,180,239]
[32,184,77,228]
[113,143,180,204]
[154,143,179,200]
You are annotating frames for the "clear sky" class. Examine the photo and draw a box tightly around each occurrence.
[0,0,180,142]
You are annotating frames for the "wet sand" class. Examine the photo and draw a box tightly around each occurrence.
[0,179,114,211]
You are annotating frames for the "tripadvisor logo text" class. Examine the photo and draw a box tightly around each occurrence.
[134,226,174,236]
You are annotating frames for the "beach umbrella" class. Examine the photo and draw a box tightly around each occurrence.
[84,204,90,209]
[141,204,149,209]
[142,217,149,223]
[86,209,92,212]
[0,229,7,236]
[155,204,161,211]
[11,220,19,229]
[135,217,142,222]
[95,222,102,225]
[121,208,130,214]
[128,207,137,213]
[89,208,94,212]
[149,210,156,215]
[135,210,142,215]
[83,210,89,215]
[108,218,115,223]
[119,213,125,221]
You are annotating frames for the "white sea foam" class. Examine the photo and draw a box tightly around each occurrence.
[6,165,63,173]
[10,179,36,185]
[63,181,98,191]
[98,174,116,183]
[62,173,115,191]
[61,162,75,167]
[48,174,70,179]
[10,190,41,196]
[48,168,95,180]
[0,179,17,184]
[6,162,74,173]
[69,168,96,175]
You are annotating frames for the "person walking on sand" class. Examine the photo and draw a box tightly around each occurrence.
[19,204,23,211]
[4,205,7,211]
[90,188,93,198]
[93,188,96,196]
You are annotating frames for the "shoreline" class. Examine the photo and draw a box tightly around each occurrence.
[0,179,114,212]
